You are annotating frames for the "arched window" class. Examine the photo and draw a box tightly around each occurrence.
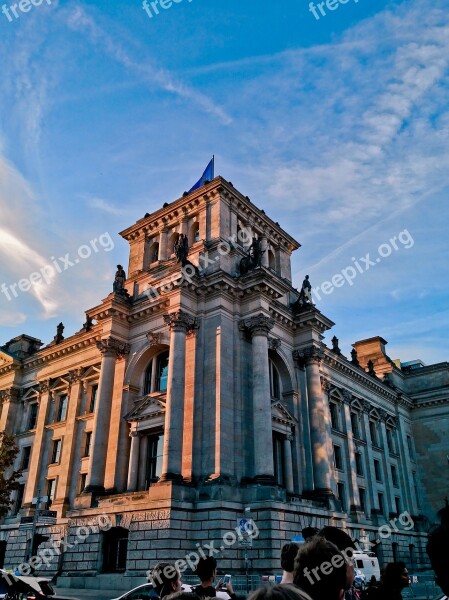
[190,222,200,245]
[169,233,180,256]
[144,351,170,394]
[149,242,159,264]
[269,360,281,399]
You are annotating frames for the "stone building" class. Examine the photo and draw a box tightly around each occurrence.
[0,176,447,588]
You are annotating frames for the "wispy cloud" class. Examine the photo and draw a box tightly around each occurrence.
[87,197,127,216]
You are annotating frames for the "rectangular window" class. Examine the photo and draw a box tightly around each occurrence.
[391,465,398,487]
[21,446,31,471]
[89,385,98,413]
[359,487,366,514]
[79,473,87,494]
[333,445,343,470]
[351,412,360,438]
[330,403,339,430]
[395,496,401,514]
[407,435,415,460]
[387,428,395,453]
[337,482,346,512]
[369,421,378,446]
[28,403,38,430]
[46,479,56,508]
[374,459,382,482]
[50,440,62,464]
[146,434,165,485]
[57,395,68,422]
[378,492,385,516]
[355,452,364,476]
[84,432,92,458]
[14,484,25,515]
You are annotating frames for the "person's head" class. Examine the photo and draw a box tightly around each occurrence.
[247,583,312,600]
[151,562,182,598]
[382,562,409,591]
[427,503,449,596]
[165,594,201,600]
[281,543,300,573]
[318,526,356,588]
[195,557,217,583]
[293,536,348,600]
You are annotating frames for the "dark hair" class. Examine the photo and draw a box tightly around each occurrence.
[247,584,312,600]
[281,543,300,572]
[151,562,180,598]
[382,562,408,588]
[293,536,347,600]
[195,557,217,581]
[318,527,355,553]
[165,594,201,600]
[427,503,449,596]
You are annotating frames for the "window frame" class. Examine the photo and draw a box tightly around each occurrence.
[50,439,62,465]
[333,444,344,471]
[56,394,68,422]
[28,403,38,430]
[21,446,31,471]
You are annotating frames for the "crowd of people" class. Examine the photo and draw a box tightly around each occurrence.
[148,508,449,600]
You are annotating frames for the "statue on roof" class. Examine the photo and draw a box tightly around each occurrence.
[291,275,315,312]
[174,234,189,267]
[113,265,126,293]
[239,237,265,275]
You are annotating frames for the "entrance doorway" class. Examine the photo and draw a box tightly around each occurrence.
[102,527,128,573]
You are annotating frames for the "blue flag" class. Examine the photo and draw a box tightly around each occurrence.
[188,157,214,193]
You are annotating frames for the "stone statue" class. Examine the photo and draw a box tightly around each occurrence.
[331,336,341,355]
[82,316,93,332]
[113,265,126,293]
[54,322,64,344]
[239,237,265,275]
[351,348,360,367]
[174,234,189,266]
[291,275,315,312]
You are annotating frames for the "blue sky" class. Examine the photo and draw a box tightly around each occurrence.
[0,0,448,364]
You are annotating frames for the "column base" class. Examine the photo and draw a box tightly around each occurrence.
[158,472,184,483]
[302,489,339,509]
[253,474,277,485]
[83,485,105,494]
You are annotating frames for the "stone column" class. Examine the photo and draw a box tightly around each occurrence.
[85,338,130,493]
[53,370,83,512]
[127,431,140,492]
[395,401,418,515]
[297,347,333,496]
[159,227,168,261]
[138,435,149,490]
[0,388,20,434]
[160,310,198,481]
[378,413,396,515]
[260,236,269,268]
[362,405,378,515]
[342,397,361,512]
[23,382,51,506]
[283,435,295,494]
[240,314,275,483]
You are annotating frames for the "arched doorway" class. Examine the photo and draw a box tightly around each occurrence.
[102,527,129,573]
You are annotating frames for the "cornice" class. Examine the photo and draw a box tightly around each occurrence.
[322,350,398,402]
[23,335,102,371]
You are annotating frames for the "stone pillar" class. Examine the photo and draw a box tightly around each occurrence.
[85,338,130,493]
[127,431,140,492]
[395,403,418,515]
[342,397,361,512]
[23,382,51,506]
[297,347,333,496]
[240,314,275,483]
[138,435,149,490]
[283,435,294,494]
[362,405,378,515]
[53,370,83,512]
[379,414,396,515]
[260,236,269,268]
[160,310,198,481]
[159,227,168,261]
[0,388,20,434]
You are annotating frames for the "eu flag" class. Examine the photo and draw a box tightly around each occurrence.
[188,157,215,193]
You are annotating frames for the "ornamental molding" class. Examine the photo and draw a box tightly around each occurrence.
[0,387,20,403]
[96,337,131,358]
[163,310,199,333]
[268,337,281,351]
[239,313,274,336]
[24,336,101,371]
[147,332,163,347]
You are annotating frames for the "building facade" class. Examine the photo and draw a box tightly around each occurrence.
[0,177,447,588]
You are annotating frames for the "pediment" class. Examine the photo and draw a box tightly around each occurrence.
[22,386,39,401]
[271,400,297,425]
[81,365,101,380]
[125,395,166,422]
[0,350,18,368]
[50,376,71,391]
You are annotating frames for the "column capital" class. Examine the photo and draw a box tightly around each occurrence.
[0,387,20,403]
[96,337,130,358]
[37,380,51,395]
[239,314,274,336]
[68,368,84,384]
[293,345,324,366]
[361,400,371,413]
[163,310,198,333]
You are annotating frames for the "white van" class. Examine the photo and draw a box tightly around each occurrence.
[353,551,381,582]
